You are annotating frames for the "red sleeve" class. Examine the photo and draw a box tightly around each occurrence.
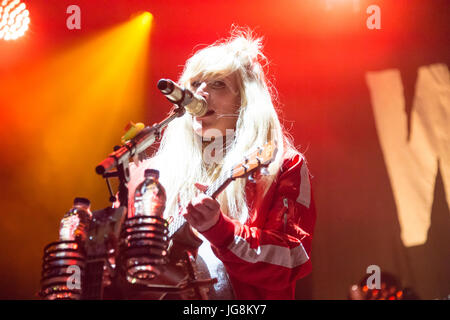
[201,154,316,291]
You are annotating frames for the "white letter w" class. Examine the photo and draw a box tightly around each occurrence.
[365,64,450,247]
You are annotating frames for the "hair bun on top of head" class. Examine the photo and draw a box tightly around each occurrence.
[224,27,267,79]
[179,27,268,87]
[228,32,262,60]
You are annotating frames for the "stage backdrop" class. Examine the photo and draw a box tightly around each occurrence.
[0,0,448,299]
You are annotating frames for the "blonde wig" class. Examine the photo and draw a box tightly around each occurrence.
[136,28,296,223]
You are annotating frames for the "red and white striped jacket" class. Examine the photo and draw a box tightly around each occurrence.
[119,149,316,300]
[200,150,316,299]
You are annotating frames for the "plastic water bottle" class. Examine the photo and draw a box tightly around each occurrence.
[133,169,166,217]
[59,197,93,242]
[124,169,168,282]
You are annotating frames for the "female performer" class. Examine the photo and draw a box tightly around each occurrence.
[125,29,316,300]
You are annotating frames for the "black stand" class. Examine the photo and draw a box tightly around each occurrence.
[95,105,186,208]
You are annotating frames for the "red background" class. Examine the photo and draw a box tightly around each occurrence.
[0,0,448,299]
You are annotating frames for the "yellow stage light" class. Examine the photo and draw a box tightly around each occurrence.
[140,11,153,26]
[0,11,153,211]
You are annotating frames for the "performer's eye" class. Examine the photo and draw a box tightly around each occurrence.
[210,80,226,89]
[191,81,201,88]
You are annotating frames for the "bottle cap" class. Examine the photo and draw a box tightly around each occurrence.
[144,169,159,180]
[73,197,91,208]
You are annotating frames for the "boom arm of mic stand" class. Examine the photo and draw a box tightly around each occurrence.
[95,106,186,207]
[95,126,158,176]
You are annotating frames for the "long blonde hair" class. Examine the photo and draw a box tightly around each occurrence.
[136,28,295,223]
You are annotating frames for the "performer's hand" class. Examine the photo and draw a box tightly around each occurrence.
[182,183,221,232]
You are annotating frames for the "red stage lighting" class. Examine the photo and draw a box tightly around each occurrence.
[0,0,30,40]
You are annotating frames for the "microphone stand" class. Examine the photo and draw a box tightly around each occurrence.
[93,90,216,300]
[95,105,186,208]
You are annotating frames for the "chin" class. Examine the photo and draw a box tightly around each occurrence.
[193,121,224,139]
[195,127,226,140]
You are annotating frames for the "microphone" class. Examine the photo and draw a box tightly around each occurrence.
[157,79,207,117]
